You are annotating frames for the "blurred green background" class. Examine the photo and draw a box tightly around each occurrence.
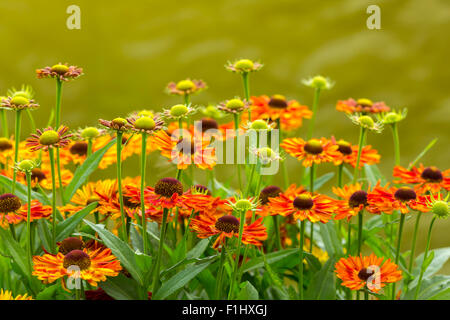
[0,0,448,272]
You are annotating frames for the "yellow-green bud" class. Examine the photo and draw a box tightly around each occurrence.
[235,199,252,211]
[234,59,254,72]
[138,110,154,118]
[170,104,189,117]
[10,96,29,106]
[357,98,373,106]
[81,127,100,139]
[176,80,196,92]
[51,64,69,75]
[112,118,127,126]
[310,76,328,89]
[432,201,449,218]
[359,116,375,128]
[18,160,35,171]
[226,99,244,110]
[39,130,60,145]
[135,117,156,130]
[250,119,269,131]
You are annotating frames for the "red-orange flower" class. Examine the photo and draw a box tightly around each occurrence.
[331,137,380,168]
[393,164,450,194]
[145,178,184,210]
[190,213,267,249]
[367,185,429,214]
[281,137,341,167]
[336,98,390,114]
[335,254,402,292]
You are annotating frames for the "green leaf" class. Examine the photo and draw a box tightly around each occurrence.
[153,259,215,300]
[314,172,335,190]
[37,219,52,252]
[364,164,387,186]
[0,175,49,205]
[410,247,450,286]
[305,257,336,300]
[186,238,210,260]
[236,281,259,300]
[405,275,450,300]
[319,221,343,258]
[64,138,116,201]
[100,273,142,300]
[84,219,145,286]
[36,283,60,300]
[409,138,438,169]
[242,248,298,273]
[56,202,97,241]
[0,228,31,280]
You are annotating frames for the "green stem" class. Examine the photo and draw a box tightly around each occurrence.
[352,126,367,184]
[228,209,245,300]
[273,215,282,251]
[391,123,401,166]
[56,148,66,204]
[87,138,93,156]
[208,169,216,195]
[242,72,251,121]
[306,88,321,140]
[26,109,36,134]
[337,163,344,188]
[26,171,32,270]
[408,212,422,274]
[215,239,227,300]
[12,110,22,193]
[392,213,406,299]
[277,118,289,189]
[357,210,364,255]
[184,94,190,106]
[48,147,57,253]
[0,109,8,137]
[233,113,243,191]
[309,163,315,252]
[55,79,63,127]
[414,216,437,300]
[152,208,169,294]
[140,133,148,255]
[116,131,127,241]
[298,220,305,300]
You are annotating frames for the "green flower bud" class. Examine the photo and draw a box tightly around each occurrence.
[135,117,156,130]
[235,199,252,211]
[250,119,269,131]
[81,127,100,139]
[176,80,196,92]
[226,99,244,110]
[39,130,60,145]
[170,104,189,117]
[51,64,69,75]
[234,59,254,72]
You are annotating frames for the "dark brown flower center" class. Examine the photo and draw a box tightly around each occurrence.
[293,195,314,210]
[268,95,288,109]
[192,184,211,195]
[358,267,375,281]
[63,250,91,271]
[0,193,22,213]
[304,139,323,155]
[394,187,416,202]
[70,141,88,156]
[0,138,13,152]
[31,168,46,182]
[154,178,183,198]
[348,190,368,208]
[176,138,195,155]
[215,215,239,233]
[337,140,352,155]
[196,118,219,133]
[421,167,443,182]
[123,195,139,208]
[59,237,85,255]
[259,185,282,205]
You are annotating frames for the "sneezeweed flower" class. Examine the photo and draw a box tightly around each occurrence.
[348,114,383,133]
[217,98,250,114]
[268,189,337,223]
[32,243,122,287]
[244,119,276,132]
[227,197,260,215]
[335,254,402,292]
[337,98,390,114]
[257,185,283,217]
[302,75,334,90]
[1,95,39,111]
[77,126,105,140]
[424,193,449,220]
[0,289,32,300]
[127,115,164,134]
[98,117,131,132]
[247,95,312,131]
[0,193,22,214]
[367,185,428,214]
[249,147,282,166]
[166,79,207,96]
[332,183,380,220]
[377,109,408,125]
[146,177,184,210]
[14,159,39,173]
[190,212,267,249]
[36,63,83,81]
[162,104,196,121]
[393,164,450,193]
[26,126,73,151]
[331,137,380,168]
[281,137,341,167]
[225,58,263,73]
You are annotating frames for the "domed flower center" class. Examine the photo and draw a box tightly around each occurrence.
[10,96,29,106]
[310,76,328,89]
[18,160,35,171]
[39,130,60,146]
[235,199,252,211]
[250,120,269,131]
[293,194,314,210]
[420,166,443,182]
[357,98,373,107]
[51,64,69,75]
[358,267,375,281]
[138,110,154,118]
[234,59,254,71]
[348,190,368,208]
[432,201,449,218]
[359,116,375,128]
[176,80,196,91]
[192,184,211,195]
[259,185,282,205]
[176,138,195,155]
[226,99,244,110]
[70,141,88,156]
[336,140,352,155]
[196,118,218,133]
[268,95,288,109]
[304,139,323,155]
[81,127,100,139]
[63,250,91,271]
[31,168,46,182]
[0,138,13,152]
[123,195,139,209]
[215,215,240,233]
[134,117,156,130]
[112,117,127,128]
[59,237,85,255]
[170,104,189,117]
[0,193,22,213]
[154,177,183,198]
[394,187,416,202]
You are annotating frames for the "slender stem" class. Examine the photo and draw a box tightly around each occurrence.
[215,239,227,300]
[306,88,321,140]
[309,163,315,252]
[233,113,243,191]
[347,221,351,255]
[140,133,148,255]
[184,94,190,106]
[152,208,169,294]
[298,220,305,300]
[12,110,22,193]
[56,148,66,204]
[414,216,437,300]
[55,79,63,127]
[87,138,93,156]
[26,171,32,270]
[242,72,251,121]
[116,131,127,241]
[352,126,367,184]
[276,118,289,190]
[26,109,36,134]
[364,290,369,300]
[208,169,216,195]
[408,212,422,273]
[0,109,8,137]
[337,163,344,188]
[391,123,401,166]
[228,209,245,300]
[48,147,57,252]
[357,210,364,255]
[273,215,282,251]
[392,213,406,299]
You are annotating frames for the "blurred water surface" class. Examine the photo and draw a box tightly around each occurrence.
[0,0,449,273]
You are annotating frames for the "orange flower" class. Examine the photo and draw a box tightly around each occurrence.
[190,213,267,249]
[244,95,312,131]
[145,178,184,210]
[26,126,73,151]
[367,185,429,214]
[0,289,33,300]
[336,98,390,114]
[153,130,216,170]
[335,254,402,292]
[0,199,52,227]
[332,183,381,220]
[393,164,450,194]
[331,138,380,168]
[281,137,340,167]
[268,187,337,223]
[257,185,283,217]
[32,243,121,287]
